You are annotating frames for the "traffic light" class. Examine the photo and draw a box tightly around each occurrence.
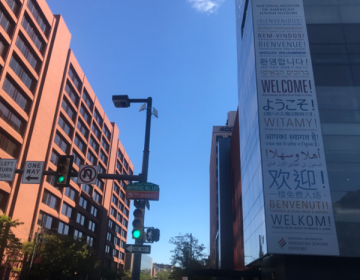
[132,204,145,240]
[146,228,160,243]
[54,155,73,188]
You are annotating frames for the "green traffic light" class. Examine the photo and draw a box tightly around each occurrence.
[57,175,65,183]
[132,229,141,239]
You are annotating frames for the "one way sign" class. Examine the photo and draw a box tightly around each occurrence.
[125,244,151,254]
[22,161,44,184]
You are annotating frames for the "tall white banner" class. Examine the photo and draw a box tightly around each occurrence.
[252,0,339,255]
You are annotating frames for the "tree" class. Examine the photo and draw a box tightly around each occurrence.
[156,270,171,280]
[169,233,208,280]
[24,232,99,280]
[0,214,23,275]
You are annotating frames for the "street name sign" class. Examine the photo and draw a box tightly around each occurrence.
[125,182,159,200]
[0,159,17,181]
[77,165,99,185]
[125,244,151,254]
[22,161,44,184]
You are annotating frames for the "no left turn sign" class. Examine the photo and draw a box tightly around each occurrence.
[78,165,99,185]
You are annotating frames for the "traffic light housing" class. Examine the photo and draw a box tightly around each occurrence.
[146,228,160,243]
[54,155,73,188]
[132,206,145,240]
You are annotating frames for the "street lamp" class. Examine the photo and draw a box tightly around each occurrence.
[112,95,155,280]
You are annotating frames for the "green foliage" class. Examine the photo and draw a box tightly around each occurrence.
[100,267,124,280]
[27,232,99,280]
[140,272,154,280]
[156,270,171,280]
[169,233,209,280]
[0,214,24,269]
[122,270,132,280]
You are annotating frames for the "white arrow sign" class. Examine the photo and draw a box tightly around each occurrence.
[125,244,151,254]
[22,161,44,184]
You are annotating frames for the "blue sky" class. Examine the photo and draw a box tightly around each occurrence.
[46,0,238,264]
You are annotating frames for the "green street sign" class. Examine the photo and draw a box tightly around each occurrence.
[126,182,159,192]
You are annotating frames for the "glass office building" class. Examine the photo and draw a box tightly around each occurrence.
[235,0,360,268]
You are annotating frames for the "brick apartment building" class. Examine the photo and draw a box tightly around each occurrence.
[0,0,133,271]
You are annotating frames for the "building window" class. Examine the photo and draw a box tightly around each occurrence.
[79,196,87,210]
[120,252,124,260]
[0,130,20,158]
[61,98,76,122]
[65,82,79,106]
[21,16,43,52]
[77,119,89,139]
[72,151,83,167]
[114,236,119,246]
[90,205,98,217]
[87,236,93,247]
[0,8,13,35]
[88,220,96,232]
[107,232,112,241]
[115,225,120,234]
[89,136,99,153]
[124,208,129,217]
[96,179,104,191]
[50,150,59,165]
[108,219,113,229]
[0,100,26,135]
[110,207,116,217]
[113,248,119,258]
[105,245,110,254]
[87,151,96,165]
[82,184,92,195]
[99,150,108,165]
[118,202,123,212]
[121,230,127,238]
[124,160,128,171]
[112,195,118,205]
[122,219,127,227]
[64,187,76,201]
[82,89,93,111]
[68,66,81,91]
[80,105,91,125]
[0,82,17,112]
[9,56,35,91]
[0,37,8,59]
[93,109,102,126]
[58,114,73,137]
[74,229,83,240]
[37,211,53,229]
[116,213,122,222]
[42,190,59,210]
[113,184,119,194]
[125,199,130,207]
[91,123,101,140]
[116,161,122,172]
[101,138,109,153]
[118,150,124,161]
[27,0,49,35]
[76,213,85,226]
[46,170,56,187]
[61,202,72,218]
[57,221,69,235]
[93,191,101,203]
[103,125,111,140]
[74,134,86,154]
[119,192,125,201]
[5,0,20,15]
[54,132,69,153]
[120,241,125,249]
[15,35,40,72]
[98,165,105,174]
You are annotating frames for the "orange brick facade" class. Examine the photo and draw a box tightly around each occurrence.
[0,0,133,271]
